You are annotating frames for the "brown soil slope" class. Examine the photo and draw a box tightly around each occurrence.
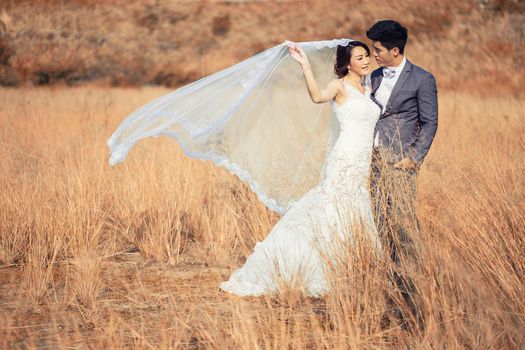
[0,0,524,91]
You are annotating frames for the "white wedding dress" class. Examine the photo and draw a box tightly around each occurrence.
[219,81,382,297]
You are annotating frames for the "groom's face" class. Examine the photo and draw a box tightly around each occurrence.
[371,41,396,67]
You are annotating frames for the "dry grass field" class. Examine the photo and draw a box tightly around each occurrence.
[1,0,525,349]
[1,86,523,348]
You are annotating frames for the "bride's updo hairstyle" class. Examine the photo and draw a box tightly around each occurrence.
[334,41,370,78]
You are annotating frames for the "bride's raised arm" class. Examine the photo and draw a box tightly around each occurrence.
[289,45,340,104]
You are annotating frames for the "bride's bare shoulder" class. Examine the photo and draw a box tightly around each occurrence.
[331,78,344,86]
[327,78,345,92]
[332,78,347,105]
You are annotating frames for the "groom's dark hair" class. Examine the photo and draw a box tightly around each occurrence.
[366,20,408,54]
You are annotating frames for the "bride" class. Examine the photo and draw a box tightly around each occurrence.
[219,41,382,297]
[107,39,382,297]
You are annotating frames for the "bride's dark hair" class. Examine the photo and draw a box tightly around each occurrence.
[334,41,370,78]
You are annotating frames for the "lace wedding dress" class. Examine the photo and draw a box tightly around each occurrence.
[219,82,382,297]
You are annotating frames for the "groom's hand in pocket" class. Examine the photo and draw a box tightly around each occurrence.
[394,157,417,171]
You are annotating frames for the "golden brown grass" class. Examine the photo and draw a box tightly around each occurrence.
[0,85,524,348]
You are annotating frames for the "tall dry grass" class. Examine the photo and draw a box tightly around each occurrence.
[0,85,523,348]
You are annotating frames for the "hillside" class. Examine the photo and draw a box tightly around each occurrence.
[1,0,524,92]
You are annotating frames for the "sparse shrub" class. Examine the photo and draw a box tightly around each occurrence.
[212,14,231,36]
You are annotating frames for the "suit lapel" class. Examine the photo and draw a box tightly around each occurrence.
[371,69,383,95]
[385,60,412,111]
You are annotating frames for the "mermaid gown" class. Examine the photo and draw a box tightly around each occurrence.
[220,82,382,297]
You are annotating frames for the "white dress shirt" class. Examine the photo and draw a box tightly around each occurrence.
[374,57,407,148]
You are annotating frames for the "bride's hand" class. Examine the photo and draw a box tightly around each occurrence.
[288,45,310,67]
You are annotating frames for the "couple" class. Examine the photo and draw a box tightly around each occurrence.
[218,20,438,296]
[108,20,438,297]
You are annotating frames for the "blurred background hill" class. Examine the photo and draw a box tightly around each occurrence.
[0,0,524,92]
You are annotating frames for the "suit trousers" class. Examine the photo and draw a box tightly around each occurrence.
[370,148,421,264]
[370,148,425,328]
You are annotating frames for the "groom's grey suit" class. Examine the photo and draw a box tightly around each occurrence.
[371,59,438,165]
[369,59,438,263]
[370,59,438,328]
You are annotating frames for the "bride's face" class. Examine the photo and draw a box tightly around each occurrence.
[348,46,371,77]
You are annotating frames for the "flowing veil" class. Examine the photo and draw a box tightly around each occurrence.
[108,39,353,214]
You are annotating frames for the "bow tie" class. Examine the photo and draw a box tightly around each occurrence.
[382,68,396,79]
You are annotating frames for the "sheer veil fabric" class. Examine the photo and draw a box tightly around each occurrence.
[108,39,354,214]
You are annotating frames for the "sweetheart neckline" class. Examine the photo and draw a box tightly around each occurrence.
[333,83,370,109]
[342,81,368,97]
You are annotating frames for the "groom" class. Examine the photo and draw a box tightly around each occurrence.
[366,19,438,321]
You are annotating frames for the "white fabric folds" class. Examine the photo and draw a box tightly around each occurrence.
[108,39,352,214]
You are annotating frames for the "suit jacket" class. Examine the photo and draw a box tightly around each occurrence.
[371,59,438,165]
